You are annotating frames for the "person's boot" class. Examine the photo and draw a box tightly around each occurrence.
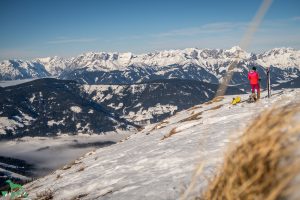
[249,93,257,102]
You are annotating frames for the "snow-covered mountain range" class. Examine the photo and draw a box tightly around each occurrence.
[1,47,300,86]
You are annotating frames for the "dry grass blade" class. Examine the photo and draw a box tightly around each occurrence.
[161,128,178,140]
[207,105,223,111]
[180,112,203,123]
[180,163,204,200]
[149,121,170,132]
[188,106,203,111]
[195,102,300,200]
[33,189,54,200]
[77,165,85,172]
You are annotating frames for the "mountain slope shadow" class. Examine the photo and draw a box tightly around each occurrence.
[0,78,136,139]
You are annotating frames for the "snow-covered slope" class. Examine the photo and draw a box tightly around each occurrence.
[24,88,300,200]
[1,47,300,85]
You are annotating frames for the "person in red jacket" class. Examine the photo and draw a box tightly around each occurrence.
[248,67,260,99]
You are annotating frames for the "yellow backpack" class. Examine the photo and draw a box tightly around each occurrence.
[231,96,241,105]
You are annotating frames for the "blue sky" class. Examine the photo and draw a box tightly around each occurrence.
[0,0,300,60]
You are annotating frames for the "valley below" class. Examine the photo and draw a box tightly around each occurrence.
[0,133,130,190]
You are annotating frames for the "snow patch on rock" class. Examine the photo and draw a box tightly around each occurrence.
[70,106,82,113]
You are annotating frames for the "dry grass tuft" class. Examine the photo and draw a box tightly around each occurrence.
[77,165,85,172]
[120,135,131,142]
[61,159,82,170]
[204,96,224,105]
[212,96,224,102]
[62,164,72,170]
[27,183,42,191]
[188,105,203,111]
[84,150,96,157]
[136,126,144,132]
[33,189,54,200]
[179,104,222,124]
[207,104,223,111]
[149,121,170,132]
[161,128,178,140]
[56,174,61,179]
[70,193,88,200]
[180,112,203,123]
[196,102,300,200]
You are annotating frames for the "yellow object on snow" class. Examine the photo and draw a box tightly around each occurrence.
[231,96,241,105]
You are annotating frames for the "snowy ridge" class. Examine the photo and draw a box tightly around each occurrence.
[63,46,300,86]
[256,47,300,69]
[0,60,50,80]
[24,88,300,200]
[1,47,300,82]
[67,46,252,72]
[34,56,69,76]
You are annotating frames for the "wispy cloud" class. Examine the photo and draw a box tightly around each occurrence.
[153,22,247,38]
[201,22,247,30]
[47,37,98,44]
[113,22,248,41]
[291,16,300,21]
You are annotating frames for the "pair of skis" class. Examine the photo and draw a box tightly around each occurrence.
[266,67,271,98]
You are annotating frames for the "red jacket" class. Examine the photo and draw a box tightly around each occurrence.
[248,70,259,85]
